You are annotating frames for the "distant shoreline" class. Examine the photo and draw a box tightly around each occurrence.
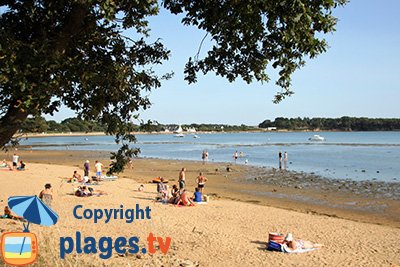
[15,129,400,139]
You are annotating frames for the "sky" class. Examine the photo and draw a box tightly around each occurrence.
[47,0,400,125]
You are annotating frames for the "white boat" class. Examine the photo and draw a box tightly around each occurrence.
[193,134,199,139]
[309,134,325,141]
[174,133,185,138]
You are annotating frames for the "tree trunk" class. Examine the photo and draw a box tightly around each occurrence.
[0,101,29,148]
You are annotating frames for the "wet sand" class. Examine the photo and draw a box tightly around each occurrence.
[3,149,400,228]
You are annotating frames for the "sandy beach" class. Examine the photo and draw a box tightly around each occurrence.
[1,150,399,266]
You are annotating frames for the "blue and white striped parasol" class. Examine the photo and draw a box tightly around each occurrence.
[8,195,59,255]
[8,196,58,227]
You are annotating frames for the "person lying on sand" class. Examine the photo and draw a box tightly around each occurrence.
[75,186,107,197]
[176,189,194,206]
[1,206,25,221]
[283,233,324,251]
[0,159,12,170]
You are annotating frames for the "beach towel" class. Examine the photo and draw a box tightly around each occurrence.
[281,244,318,253]
[100,175,118,181]
[267,242,318,253]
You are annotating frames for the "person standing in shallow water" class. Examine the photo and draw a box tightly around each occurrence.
[284,151,288,170]
[278,151,282,170]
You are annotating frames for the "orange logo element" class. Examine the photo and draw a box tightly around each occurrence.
[1,232,38,266]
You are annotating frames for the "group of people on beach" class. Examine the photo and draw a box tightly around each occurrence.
[0,153,26,171]
[148,167,208,206]
[67,159,106,184]
[74,185,107,197]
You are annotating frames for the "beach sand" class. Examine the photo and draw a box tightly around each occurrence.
[0,151,399,266]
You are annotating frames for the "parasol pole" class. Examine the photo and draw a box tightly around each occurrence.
[19,221,30,255]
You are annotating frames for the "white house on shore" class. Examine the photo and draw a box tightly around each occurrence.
[185,127,196,133]
[173,125,183,133]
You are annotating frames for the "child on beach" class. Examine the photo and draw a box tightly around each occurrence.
[17,160,25,170]
[192,187,202,203]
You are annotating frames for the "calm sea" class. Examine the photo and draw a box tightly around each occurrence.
[20,131,400,182]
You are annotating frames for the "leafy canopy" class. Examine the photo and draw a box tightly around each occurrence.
[0,0,347,172]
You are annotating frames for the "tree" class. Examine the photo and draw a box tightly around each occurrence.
[20,116,48,133]
[0,0,347,172]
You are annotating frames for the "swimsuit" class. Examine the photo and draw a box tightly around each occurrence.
[296,240,305,249]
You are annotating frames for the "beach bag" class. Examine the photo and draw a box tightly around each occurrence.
[267,241,283,252]
[268,232,285,244]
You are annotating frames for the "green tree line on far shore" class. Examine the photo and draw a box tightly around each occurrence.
[20,116,400,134]
[259,117,400,131]
[19,117,258,133]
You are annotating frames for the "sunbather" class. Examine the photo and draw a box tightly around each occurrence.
[1,206,25,220]
[176,189,194,206]
[75,186,107,197]
[283,233,324,251]
[0,159,12,170]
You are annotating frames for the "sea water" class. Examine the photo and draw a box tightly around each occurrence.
[20,131,400,182]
